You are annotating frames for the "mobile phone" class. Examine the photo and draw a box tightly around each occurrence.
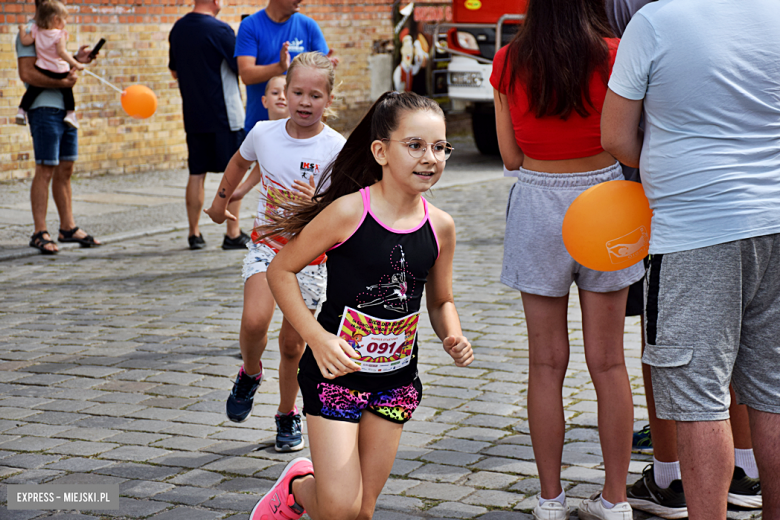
[89,38,106,59]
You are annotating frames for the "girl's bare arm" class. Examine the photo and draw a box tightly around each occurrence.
[425,205,474,367]
[18,26,35,46]
[267,193,364,379]
[56,35,83,70]
[204,150,254,223]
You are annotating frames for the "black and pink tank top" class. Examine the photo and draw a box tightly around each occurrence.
[299,186,441,392]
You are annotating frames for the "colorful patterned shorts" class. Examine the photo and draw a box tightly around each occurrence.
[298,373,423,424]
[242,242,326,310]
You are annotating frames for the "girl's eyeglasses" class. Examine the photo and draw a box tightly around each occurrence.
[382,138,454,161]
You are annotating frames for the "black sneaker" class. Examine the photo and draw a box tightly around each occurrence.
[728,466,762,508]
[627,464,688,519]
[188,234,206,250]
[275,409,305,452]
[226,366,262,423]
[222,231,250,250]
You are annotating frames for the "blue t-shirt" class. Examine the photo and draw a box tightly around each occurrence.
[608,0,780,254]
[235,10,328,132]
[169,13,245,134]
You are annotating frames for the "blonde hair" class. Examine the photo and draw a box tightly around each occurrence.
[35,0,68,30]
[285,52,337,122]
[264,75,287,96]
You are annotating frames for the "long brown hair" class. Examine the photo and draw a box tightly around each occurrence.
[500,0,614,119]
[256,91,445,240]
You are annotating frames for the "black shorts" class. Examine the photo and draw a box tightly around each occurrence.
[298,371,422,424]
[625,256,650,317]
[186,129,245,175]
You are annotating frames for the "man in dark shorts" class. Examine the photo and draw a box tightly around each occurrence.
[169,0,250,250]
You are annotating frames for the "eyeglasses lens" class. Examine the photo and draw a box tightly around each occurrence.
[406,139,453,160]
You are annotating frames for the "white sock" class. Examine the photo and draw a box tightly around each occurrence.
[601,495,615,509]
[735,448,759,479]
[539,490,566,507]
[654,458,682,489]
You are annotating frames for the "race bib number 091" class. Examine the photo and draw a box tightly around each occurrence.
[337,306,419,374]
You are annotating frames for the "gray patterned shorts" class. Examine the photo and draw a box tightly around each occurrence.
[242,242,327,310]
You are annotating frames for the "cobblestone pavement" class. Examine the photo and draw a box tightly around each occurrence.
[0,162,761,519]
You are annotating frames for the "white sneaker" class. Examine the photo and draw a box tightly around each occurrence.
[578,493,633,520]
[15,109,27,126]
[533,496,570,520]
[63,112,79,129]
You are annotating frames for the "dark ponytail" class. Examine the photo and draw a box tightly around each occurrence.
[255,91,444,240]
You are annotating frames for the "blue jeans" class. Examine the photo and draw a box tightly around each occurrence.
[27,107,78,166]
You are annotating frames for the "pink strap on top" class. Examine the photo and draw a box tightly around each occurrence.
[328,187,441,257]
[327,187,369,251]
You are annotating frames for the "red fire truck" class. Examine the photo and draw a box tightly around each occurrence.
[432,1,527,154]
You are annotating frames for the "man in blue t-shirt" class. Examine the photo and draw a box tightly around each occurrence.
[169,0,250,251]
[235,0,332,132]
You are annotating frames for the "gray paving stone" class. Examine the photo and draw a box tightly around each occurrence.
[4,468,65,484]
[24,411,84,425]
[374,494,425,512]
[146,506,225,520]
[98,497,170,518]
[47,441,119,456]
[152,437,221,452]
[200,492,259,511]
[45,472,126,485]
[95,462,184,481]
[120,479,176,498]
[99,445,172,461]
[463,471,519,490]
[151,452,223,468]
[422,450,483,467]
[151,485,224,506]
[405,481,475,501]
[484,445,536,461]
[216,476,274,494]
[0,454,62,469]
[471,457,538,476]
[409,463,471,483]
[390,458,423,476]
[0,437,68,452]
[45,457,115,472]
[464,489,524,508]
[448,427,510,442]
[508,478,541,496]
[202,456,274,476]
[168,469,226,487]
[428,502,488,519]
[429,438,491,454]
[476,512,534,520]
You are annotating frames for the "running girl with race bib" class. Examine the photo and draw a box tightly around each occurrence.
[249,91,474,520]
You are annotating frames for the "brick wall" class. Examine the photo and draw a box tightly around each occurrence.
[0,0,395,181]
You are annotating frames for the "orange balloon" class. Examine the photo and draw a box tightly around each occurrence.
[562,180,652,272]
[121,84,157,119]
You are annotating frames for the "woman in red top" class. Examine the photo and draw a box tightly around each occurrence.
[490,1,644,519]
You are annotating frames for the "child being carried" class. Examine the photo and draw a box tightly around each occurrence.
[17,0,84,128]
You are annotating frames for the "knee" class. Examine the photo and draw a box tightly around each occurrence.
[34,165,55,183]
[586,355,627,378]
[529,352,568,374]
[318,501,361,520]
[240,316,269,341]
[279,335,306,360]
[54,162,74,180]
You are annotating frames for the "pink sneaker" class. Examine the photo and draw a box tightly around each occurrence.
[249,457,313,520]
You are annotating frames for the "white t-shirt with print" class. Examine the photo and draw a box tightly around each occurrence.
[239,118,346,245]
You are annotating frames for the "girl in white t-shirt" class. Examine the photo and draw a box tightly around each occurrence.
[17,0,84,128]
[205,52,346,453]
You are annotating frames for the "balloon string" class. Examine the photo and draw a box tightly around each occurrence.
[83,69,123,93]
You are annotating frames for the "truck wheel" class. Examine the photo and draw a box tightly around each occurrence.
[471,111,500,155]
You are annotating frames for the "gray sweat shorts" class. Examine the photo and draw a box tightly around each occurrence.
[501,162,645,297]
[643,234,780,421]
